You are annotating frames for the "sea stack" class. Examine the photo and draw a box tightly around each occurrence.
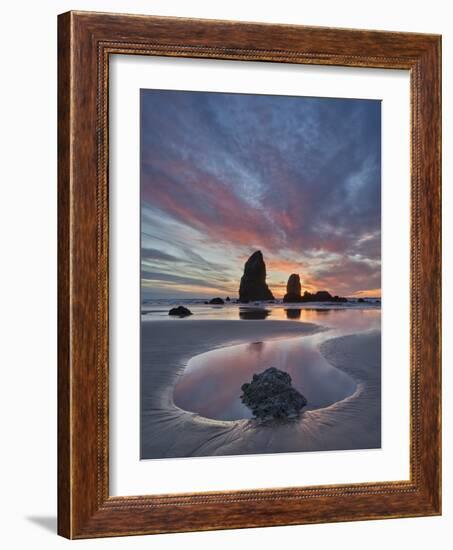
[239,250,274,302]
[168,306,192,317]
[301,290,348,303]
[283,273,302,303]
[209,297,225,305]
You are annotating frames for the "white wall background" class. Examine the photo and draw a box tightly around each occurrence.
[0,1,450,548]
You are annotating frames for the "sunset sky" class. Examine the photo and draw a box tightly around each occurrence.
[141,89,381,300]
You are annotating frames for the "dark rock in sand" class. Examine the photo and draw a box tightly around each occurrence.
[226,296,231,302]
[240,367,307,421]
[239,251,274,302]
[283,273,303,303]
[209,297,225,305]
[168,306,192,317]
[357,298,365,303]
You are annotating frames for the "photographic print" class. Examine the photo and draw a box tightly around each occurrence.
[140,89,381,460]
[58,13,441,537]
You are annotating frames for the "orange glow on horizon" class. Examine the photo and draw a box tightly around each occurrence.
[351,288,381,298]
[142,274,381,300]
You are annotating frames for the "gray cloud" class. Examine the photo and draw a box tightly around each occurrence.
[140,89,381,297]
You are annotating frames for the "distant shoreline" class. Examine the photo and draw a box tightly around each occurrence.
[142,297,382,303]
[141,300,381,319]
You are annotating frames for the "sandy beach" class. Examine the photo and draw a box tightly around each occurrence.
[139,90,383,461]
[141,318,381,459]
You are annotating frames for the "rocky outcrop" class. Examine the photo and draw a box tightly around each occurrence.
[239,251,274,302]
[301,290,347,303]
[283,273,302,302]
[209,297,225,305]
[283,274,347,303]
[168,306,192,317]
[240,367,307,421]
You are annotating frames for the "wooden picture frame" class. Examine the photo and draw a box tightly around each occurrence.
[58,10,441,539]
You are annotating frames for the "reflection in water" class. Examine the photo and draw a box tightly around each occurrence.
[174,309,379,421]
[174,336,358,420]
[247,341,264,354]
[285,308,301,319]
[174,307,381,420]
[239,308,270,320]
[142,301,381,322]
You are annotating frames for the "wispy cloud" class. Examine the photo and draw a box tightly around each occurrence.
[141,89,381,298]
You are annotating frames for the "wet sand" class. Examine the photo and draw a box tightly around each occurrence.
[141,319,380,459]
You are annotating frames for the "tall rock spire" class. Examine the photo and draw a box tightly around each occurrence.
[283,273,302,303]
[239,251,274,302]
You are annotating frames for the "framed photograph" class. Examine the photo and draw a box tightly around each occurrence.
[58,11,441,538]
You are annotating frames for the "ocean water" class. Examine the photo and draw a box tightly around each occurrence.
[141,298,381,321]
